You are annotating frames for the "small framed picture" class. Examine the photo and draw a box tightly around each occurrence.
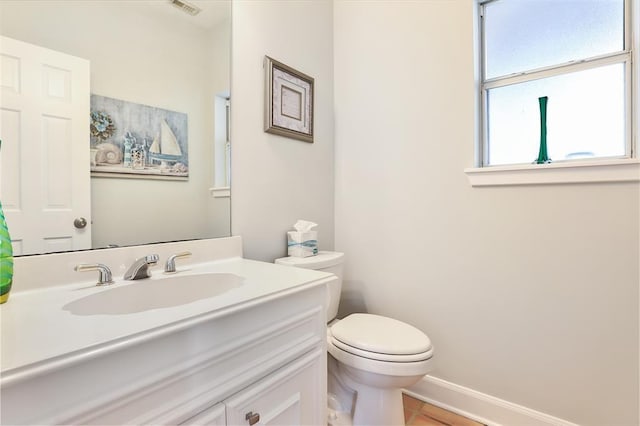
[264,56,314,143]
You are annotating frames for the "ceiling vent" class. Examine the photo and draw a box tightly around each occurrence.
[170,0,202,16]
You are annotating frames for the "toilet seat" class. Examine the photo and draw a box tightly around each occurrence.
[329,336,434,362]
[327,314,433,377]
[329,314,432,359]
[327,338,433,378]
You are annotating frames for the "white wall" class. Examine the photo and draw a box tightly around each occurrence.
[334,1,639,425]
[0,1,231,248]
[208,17,233,238]
[231,0,335,261]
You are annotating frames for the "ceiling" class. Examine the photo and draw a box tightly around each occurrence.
[164,0,230,30]
[122,0,230,31]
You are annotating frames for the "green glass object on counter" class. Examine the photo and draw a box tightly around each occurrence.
[0,200,13,304]
[534,96,551,164]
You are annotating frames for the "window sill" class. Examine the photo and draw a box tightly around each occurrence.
[464,159,640,187]
[209,187,230,198]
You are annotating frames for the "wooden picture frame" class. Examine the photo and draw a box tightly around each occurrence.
[264,56,314,143]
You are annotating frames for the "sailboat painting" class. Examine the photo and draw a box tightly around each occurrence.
[149,120,183,164]
[89,95,188,180]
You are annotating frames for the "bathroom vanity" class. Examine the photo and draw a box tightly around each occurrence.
[1,237,330,425]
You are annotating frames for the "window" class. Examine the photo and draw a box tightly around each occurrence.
[211,95,231,198]
[478,0,631,167]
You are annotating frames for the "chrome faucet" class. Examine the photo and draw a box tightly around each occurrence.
[124,254,159,280]
[164,251,192,273]
[75,263,114,286]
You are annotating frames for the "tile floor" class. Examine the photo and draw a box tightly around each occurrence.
[403,394,485,426]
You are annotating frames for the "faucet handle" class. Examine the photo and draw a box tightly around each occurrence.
[165,251,192,273]
[75,263,114,286]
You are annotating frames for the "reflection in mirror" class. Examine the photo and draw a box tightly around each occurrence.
[0,0,231,256]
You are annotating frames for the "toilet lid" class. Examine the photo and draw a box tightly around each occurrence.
[329,314,432,356]
[329,335,434,362]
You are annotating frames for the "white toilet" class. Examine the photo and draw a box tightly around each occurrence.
[275,251,433,426]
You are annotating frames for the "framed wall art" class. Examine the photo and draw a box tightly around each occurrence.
[264,56,314,143]
[89,95,188,180]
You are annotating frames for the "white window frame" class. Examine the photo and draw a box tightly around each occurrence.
[210,95,231,198]
[465,0,640,186]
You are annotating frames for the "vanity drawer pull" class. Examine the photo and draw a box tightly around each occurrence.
[245,411,260,425]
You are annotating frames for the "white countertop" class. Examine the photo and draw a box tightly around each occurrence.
[1,257,332,386]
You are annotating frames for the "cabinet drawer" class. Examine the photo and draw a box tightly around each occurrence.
[181,349,325,426]
[225,348,325,426]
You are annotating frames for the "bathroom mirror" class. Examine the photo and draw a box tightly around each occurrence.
[0,0,231,256]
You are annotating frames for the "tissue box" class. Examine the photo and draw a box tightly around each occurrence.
[287,231,318,257]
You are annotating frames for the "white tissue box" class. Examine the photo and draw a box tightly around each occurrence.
[287,231,318,257]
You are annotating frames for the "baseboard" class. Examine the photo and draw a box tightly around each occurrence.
[404,375,580,426]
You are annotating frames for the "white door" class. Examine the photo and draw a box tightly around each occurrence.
[0,36,91,255]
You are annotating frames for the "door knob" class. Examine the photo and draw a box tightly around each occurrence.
[74,217,88,229]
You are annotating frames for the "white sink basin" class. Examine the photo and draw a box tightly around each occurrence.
[63,273,244,315]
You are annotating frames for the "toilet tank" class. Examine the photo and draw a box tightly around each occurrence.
[274,251,344,322]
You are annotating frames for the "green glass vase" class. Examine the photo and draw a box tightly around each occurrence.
[535,96,551,164]
[0,200,13,304]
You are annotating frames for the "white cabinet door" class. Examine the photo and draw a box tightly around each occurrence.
[181,403,226,426]
[225,349,325,426]
[0,36,91,255]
